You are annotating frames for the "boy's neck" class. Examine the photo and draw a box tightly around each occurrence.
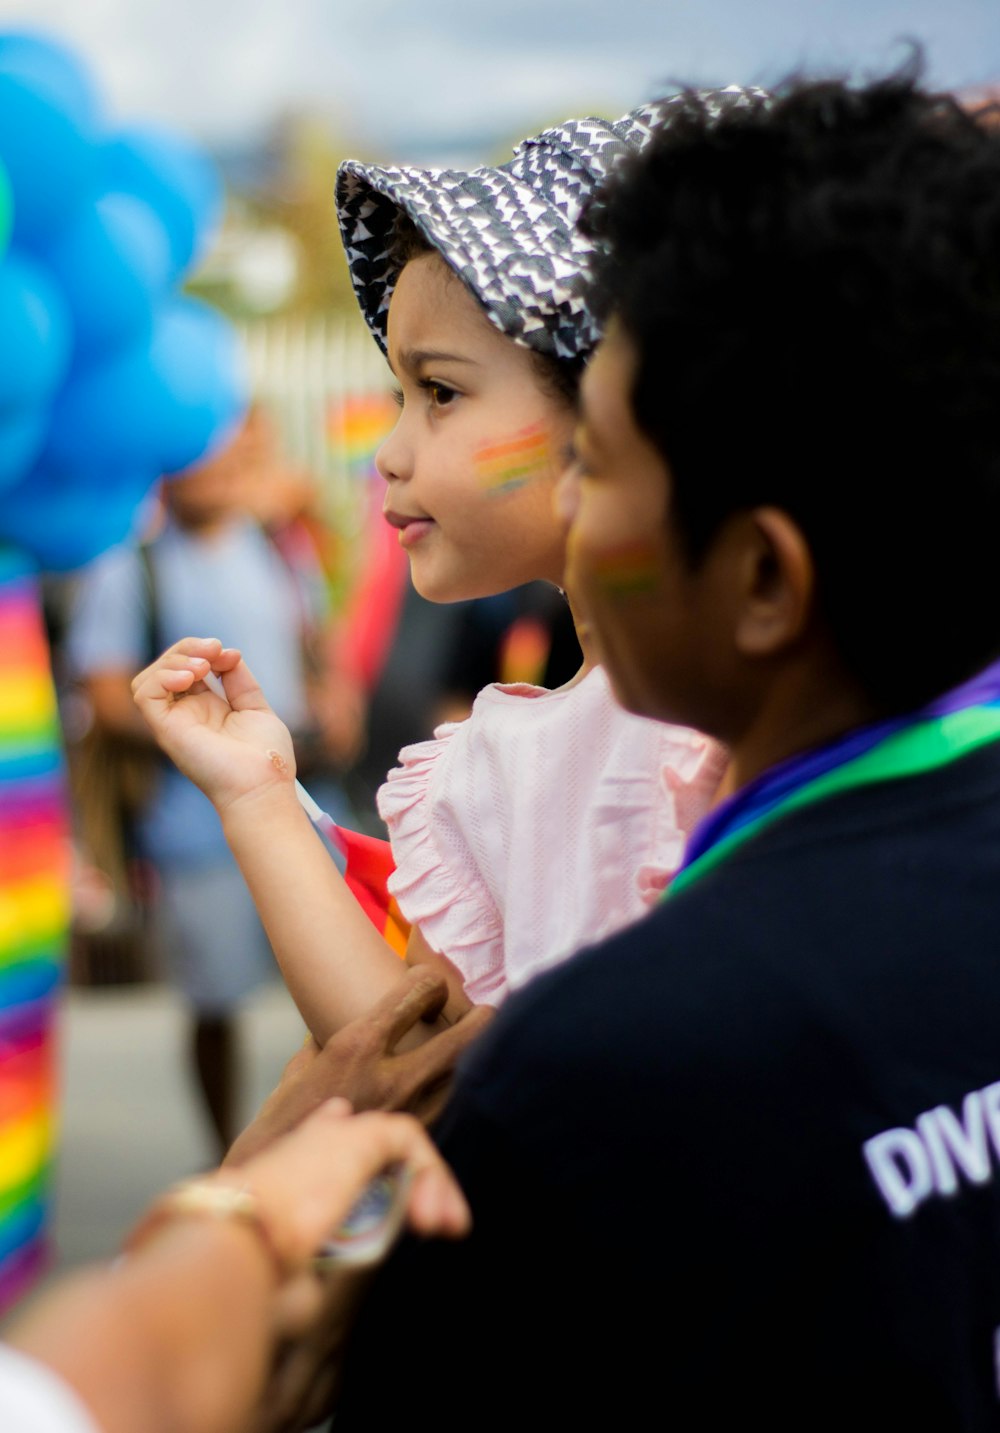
[722,650,884,796]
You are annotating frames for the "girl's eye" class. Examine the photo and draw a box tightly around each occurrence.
[420,378,457,408]
[390,385,404,409]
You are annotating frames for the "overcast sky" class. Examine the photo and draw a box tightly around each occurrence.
[4,0,999,163]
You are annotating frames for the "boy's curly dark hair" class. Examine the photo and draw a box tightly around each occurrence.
[586,68,1000,711]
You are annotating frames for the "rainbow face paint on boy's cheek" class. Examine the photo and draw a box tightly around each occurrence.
[586,540,663,598]
[473,423,551,494]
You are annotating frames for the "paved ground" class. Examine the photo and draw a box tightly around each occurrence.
[51,979,305,1270]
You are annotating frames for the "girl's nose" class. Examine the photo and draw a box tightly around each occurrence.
[375,413,412,484]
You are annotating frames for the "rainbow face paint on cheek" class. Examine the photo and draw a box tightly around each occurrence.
[474,423,551,495]
[588,541,663,598]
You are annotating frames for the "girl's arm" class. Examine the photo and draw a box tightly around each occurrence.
[132,637,431,1047]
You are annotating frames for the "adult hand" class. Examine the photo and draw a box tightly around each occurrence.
[220,1095,469,1285]
[193,1098,471,1433]
[404,924,475,1026]
[6,1100,468,1433]
[226,968,494,1166]
[130,636,297,813]
[242,1098,472,1433]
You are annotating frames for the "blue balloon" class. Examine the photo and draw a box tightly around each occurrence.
[0,32,100,128]
[0,405,46,489]
[42,189,171,358]
[103,128,222,277]
[0,459,155,572]
[0,33,243,572]
[45,297,246,474]
[151,299,247,472]
[0,33,100,245]
[45,342,158,470]
[0,250,71,410]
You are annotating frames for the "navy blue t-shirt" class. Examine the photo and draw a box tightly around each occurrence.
[337,740,1000,1430]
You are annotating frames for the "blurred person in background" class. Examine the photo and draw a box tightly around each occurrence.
[66,407,358,1154]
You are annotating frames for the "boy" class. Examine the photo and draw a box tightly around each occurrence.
[332,73,1000,1429]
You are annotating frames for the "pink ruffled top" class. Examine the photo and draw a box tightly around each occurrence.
[377,666,726,1006]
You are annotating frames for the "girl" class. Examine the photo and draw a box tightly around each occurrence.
[133,95,752,1045]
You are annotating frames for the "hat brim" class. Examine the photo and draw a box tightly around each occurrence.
[336,89,770,361]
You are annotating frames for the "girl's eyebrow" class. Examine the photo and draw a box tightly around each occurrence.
[397,347,481,371]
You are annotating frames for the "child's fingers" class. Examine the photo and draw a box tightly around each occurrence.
[217,650,274,713]
[130,637,223,695]
[133,653,231,721]
[157,668,205,694]
[211,646,242,674]
[135,655,209,695]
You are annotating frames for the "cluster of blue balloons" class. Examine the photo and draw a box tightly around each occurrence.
[0,31,246,570]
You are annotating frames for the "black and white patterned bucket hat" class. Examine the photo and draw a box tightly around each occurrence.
[336,87,768,361]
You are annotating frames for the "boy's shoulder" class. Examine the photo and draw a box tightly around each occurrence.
[454,735,1000,1146]
[341,742,1000,1431]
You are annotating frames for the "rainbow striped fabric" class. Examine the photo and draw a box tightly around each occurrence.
[0,547,69,1311]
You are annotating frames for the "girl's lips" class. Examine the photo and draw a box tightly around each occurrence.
[397,518,435,549]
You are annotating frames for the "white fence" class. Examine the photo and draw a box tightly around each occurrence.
[238,315,394,539]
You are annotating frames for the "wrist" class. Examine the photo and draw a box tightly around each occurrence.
[218,775,305,838]
[122,1176,300,1285]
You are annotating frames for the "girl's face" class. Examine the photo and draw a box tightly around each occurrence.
[376,251,572,602]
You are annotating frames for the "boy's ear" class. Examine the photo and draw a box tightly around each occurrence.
[733,506,815,658]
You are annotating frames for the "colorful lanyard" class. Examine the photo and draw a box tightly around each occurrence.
[670,662,1000,899]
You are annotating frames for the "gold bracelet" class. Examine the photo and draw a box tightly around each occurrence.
[122,1179,294,1283]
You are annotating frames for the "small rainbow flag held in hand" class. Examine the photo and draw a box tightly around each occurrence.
[0,549,70,1312]
[296,783,410,956]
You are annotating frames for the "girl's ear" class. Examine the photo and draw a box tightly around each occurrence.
[733,506,815,658]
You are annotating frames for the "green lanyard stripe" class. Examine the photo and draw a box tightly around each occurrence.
[670,705,1000,898]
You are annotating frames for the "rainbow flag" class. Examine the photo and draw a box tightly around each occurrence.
[0,548,69,1312]
[326,392,398,477]
[336,482,409,696]
[295,782,409,957]
[324,393,409,695]
[329,825,410,957]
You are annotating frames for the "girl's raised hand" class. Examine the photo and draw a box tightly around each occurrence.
[131,636,297,812]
